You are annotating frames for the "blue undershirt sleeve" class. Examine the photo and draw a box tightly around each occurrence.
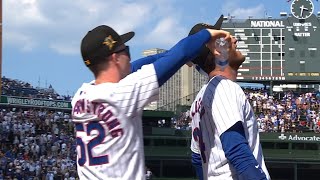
[153,29,211,86]
[191,152,204,180]
[220,121,267,180]
[130,52,167,73]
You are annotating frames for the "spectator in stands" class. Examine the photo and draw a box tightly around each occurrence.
[146,167,153,180]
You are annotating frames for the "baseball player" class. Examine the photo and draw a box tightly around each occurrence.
[188,17,271,180]
[72,25,231,179]
[189,16,226,180]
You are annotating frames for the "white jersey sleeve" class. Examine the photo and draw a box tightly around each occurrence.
[115,64,159,117]
[208,77,245,136]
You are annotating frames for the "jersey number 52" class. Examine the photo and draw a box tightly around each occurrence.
[76,122,109,166]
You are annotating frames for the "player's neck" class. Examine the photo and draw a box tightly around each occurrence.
[95,70,121,84]
[209,66,237,81]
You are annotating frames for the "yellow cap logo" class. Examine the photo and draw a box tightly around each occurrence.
[103,35,117,50]
[84,59,91,65]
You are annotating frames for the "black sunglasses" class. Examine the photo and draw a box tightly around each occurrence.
[114,46,130,59]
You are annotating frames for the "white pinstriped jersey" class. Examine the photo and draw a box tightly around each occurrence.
[190,76,270,180]
[71,64,159,180]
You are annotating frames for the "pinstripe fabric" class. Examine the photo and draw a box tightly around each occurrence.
[71,64,159,180]
[190,76,270,180]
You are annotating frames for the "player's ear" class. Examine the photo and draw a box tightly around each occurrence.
[110,53,119,63]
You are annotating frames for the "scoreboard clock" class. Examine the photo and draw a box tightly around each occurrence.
[291,0,314,19]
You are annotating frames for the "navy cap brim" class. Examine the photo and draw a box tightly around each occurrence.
[120,32,135,44]
[188,15,224,36]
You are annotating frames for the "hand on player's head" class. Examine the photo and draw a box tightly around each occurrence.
[205,29,231,54]
[206,29,231,42]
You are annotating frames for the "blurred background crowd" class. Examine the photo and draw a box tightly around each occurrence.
[172,89,320,133]
[1,77,72,101]
[0,108,77,180]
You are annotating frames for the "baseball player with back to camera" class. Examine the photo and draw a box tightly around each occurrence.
[188,15,271,180]
[71,23,231,179]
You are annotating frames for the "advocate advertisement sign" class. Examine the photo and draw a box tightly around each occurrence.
[278,134,320,142]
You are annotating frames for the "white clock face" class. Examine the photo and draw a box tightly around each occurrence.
[291,0,314,19]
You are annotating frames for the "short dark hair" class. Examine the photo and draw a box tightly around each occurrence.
[87,57,110,77]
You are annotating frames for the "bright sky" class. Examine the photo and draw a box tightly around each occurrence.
[3,0,320,96]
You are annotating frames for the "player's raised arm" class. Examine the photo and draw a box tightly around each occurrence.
[130,51,167,72]
[130,28,230,75]
[153,29,230,86]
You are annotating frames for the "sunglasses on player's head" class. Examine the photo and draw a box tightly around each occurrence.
[114,46,131,59]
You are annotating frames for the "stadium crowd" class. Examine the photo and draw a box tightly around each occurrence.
[1,77,72,101]
[172,89,320,133]
[0,107,77,179]
[245,89,320,133]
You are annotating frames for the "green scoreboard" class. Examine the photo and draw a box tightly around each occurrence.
[221,0,320,83]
